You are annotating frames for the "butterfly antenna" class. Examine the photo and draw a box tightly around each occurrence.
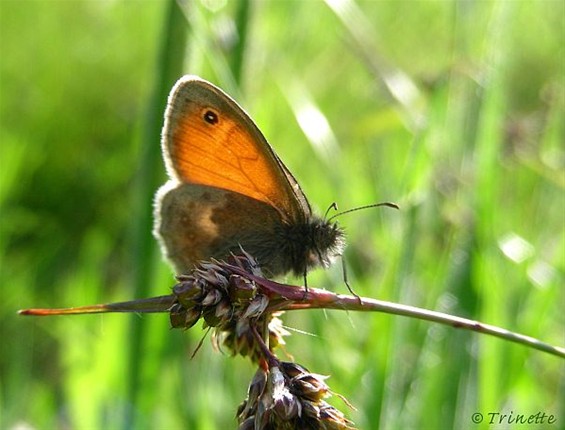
[327,202,399,222]
[324,202,339,219]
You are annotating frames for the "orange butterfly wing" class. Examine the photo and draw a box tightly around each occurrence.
[162,75,310,222]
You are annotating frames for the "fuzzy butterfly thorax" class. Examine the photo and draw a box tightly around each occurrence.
[274,216,345,277]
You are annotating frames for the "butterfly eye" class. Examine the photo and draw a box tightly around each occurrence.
[203,109,219,125]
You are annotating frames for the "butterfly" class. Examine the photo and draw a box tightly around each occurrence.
[154,75,345,280]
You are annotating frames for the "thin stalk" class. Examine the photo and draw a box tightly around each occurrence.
[20,279,565,360]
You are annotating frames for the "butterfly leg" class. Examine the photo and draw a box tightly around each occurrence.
[302,272,309,300]
[341,256,361,302]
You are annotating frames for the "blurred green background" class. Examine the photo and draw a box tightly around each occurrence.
[1,1,563,429]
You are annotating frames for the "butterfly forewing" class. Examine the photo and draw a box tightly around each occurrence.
[162,76,309,222]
